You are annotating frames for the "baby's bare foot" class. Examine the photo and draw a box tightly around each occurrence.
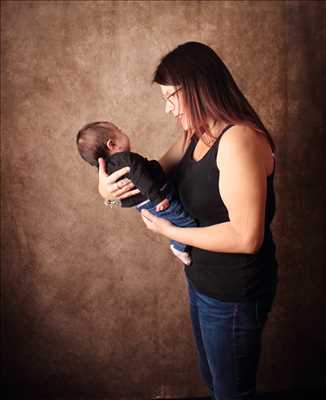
[170,245,191,265]
[156,198,170,212]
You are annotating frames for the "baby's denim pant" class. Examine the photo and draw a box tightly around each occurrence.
[186,276,276,400]
[135,188,196,253]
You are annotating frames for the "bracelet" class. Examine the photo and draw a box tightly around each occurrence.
[104,199,122,208]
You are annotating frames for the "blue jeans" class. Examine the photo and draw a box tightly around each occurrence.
[187,276,275,400]
[136,186,197,252]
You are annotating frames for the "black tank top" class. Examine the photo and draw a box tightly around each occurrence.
[173,125,278,302]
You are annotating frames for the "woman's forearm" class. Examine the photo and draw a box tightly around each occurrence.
[166,222,258,254]
[158,131,191,174]
[158,155,176,175]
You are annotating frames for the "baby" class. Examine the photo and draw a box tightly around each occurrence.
[76,121,197,265]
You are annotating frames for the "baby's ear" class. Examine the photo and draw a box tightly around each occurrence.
[106,139,115,151]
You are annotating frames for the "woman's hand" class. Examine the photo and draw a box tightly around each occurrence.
[140,209,173,237]
[98,157,141,201]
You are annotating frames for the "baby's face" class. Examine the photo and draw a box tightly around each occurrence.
[110,128,131,153]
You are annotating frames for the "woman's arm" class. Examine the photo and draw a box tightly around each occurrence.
[158,130,192,174]
[141,126,268,254]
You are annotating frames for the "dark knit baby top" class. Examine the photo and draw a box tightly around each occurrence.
[105,152,167,207]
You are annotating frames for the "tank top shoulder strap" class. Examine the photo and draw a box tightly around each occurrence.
[185,133,197,157]
[209,124,235,159]
[214,124,235,149]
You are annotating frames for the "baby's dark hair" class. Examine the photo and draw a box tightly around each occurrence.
[76,121,118,167]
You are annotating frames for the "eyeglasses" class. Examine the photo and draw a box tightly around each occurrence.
[163,87,182,108]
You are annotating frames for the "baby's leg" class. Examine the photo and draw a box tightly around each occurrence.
[170,244,191,266]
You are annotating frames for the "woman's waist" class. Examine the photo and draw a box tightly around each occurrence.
[191,233,277,267]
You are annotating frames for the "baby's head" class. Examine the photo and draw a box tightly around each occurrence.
[76,121,131,167]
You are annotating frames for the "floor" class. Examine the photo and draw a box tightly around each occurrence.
[190,392,326,400]
[3,388,326,400]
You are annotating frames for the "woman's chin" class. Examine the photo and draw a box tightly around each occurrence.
[179,117,188,130]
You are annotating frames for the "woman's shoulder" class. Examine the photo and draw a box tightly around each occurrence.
[219,124,261,146]
[217,124,273,175]
[218,124,270,153]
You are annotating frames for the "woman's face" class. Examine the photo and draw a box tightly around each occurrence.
[159,84,189,130]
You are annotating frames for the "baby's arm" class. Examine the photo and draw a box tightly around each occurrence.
[127,153,167,206]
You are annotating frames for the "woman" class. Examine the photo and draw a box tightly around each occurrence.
[98,42,278,400]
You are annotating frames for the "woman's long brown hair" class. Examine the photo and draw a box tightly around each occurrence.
[152,41,276,152]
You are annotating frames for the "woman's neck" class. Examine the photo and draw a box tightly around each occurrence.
[202,119,229,146]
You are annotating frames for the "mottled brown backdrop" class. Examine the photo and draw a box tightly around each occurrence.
[1,0,326,398]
